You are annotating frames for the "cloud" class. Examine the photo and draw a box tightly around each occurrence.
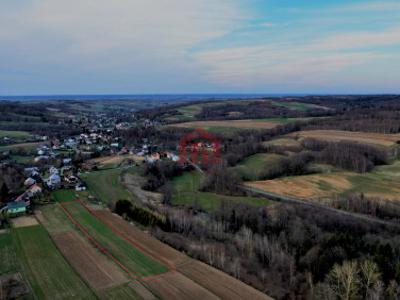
[0,0,249,93]
[309,27,400,51]
[334,1,400,12]
[0,0,399,94]
[194,25,400,89]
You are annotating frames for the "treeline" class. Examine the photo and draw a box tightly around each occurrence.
[119,126,191,150]
[331,194,400,222]
[222,122,304,166]
[141,160,187,191]
[0,101,82,136]
[0,164,25,202]
[302,138,390,173]
[114,199,163,226]
[148,201,400,299]
[197,101,308,120]
[299,96,400,134]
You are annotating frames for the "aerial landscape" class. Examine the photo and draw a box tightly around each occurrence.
[1,1,400,300]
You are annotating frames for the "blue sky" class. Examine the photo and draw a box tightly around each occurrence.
[1,0,399,95]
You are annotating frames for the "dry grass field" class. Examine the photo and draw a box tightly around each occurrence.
[247,160,400,201]
[247,172,353,200]
[169,117,310,132]
[11,216,38,228]
[289,130,400,147]
[88,154,143,169]
[263,137,302,147]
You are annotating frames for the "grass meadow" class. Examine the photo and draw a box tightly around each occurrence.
[171,171,270,211]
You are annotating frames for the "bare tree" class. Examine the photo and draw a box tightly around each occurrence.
[327,260,360,300]
[360,260,381,299]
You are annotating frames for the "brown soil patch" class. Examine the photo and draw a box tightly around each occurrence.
[92,210,186,268]
[142,271,219,300]
[52,231,128,291]
[178,260,272,300]
[289,130,400,147]
[247,173,352,200]
[169,120,280,129]
[11,216,38,228]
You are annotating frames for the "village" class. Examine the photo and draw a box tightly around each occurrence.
[0,114,181,224]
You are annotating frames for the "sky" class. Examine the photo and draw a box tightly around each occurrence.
[1,0,400,95]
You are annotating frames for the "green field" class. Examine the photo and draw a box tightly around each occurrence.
[12,225,95,299]
[171,171,270,211]
[270,101,320,112]
[0,130,32,139]
[65,201,167,277]
[81,168,134,205]
[166,102,226,122]
[40,204,77,235]
[52,189,80,203]
[0,142,43,152]
[0,231,19,275]
[10,155,34,164]
[230,153,285,181]
[103,283,141,300]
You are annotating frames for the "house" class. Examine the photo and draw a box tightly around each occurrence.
[46,174,61,189]
[63,158,72,166]
[65,175,78,184]
[119,147,129,155]
[75,182,86,192]
[6,201,28,217]
[166,152,180,162]
[49,166,59,175]
[34,155,49,162]
[145,152,161,164]
[28,184,42,195]
[24,177,36,187]
[24,167,39,176]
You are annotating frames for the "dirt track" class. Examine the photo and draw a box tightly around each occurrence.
[52,231,128,292]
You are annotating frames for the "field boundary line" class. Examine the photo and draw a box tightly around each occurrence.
[78,199,175,272]
[59,202,139,280]
[59,199,80,205]
[33,213,98,297]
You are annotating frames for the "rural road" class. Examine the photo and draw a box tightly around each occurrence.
[184,160,400,229]
[240,185,400,229]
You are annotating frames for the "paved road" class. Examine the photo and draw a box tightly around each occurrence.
[240,185,400,229]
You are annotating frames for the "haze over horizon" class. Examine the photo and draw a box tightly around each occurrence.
[1,0,400,95]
